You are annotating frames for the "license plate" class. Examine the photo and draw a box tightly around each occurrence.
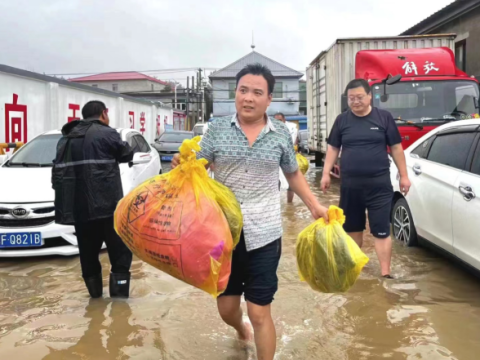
[0,233,43,248]
[161,156,173,161]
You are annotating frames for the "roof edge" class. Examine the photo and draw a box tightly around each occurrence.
[401,0,480,35]
[209,50,303,78]
[0,64,173,110]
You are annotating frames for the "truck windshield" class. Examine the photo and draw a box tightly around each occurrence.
[372,80,479,123]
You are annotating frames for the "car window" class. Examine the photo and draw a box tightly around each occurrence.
[127,135,141,154]
[159,133,192,142]
[134,135,150,153]
[410,138,431,159]
[9,134,62,166]
[471,141,480,176]
[427,132,476,170]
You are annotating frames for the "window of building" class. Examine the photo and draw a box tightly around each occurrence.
[112,84,119,92]
[91,84,98,88]
[455,40,466,72]
[151,84,154,91]
[427,132,476,170]
[228,83,236,99]
[273,82,283,98]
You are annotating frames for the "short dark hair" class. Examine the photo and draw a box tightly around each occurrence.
[345,79,371,95]
[236,63,275,95]
[82,100,107,119]
[274,112,286,119]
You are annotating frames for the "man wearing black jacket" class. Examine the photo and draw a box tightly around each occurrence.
[52,101,134,298]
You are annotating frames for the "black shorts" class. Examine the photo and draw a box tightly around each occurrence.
[339,184,393,239]
[220,232,282,306]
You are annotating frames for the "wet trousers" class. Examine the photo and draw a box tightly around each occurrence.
[74,217,132,278]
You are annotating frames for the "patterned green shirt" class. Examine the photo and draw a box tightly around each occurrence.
[197,114,298,251]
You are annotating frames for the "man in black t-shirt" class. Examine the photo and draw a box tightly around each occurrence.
[321,79,411,278]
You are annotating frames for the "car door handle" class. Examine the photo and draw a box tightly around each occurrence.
[459,186,476,201]
[412,164,422,175]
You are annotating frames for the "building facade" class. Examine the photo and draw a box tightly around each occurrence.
[70,72,168,93]
[209,51,304,117]
[401,0,480,80]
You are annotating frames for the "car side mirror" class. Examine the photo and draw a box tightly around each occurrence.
[129,152,151,167]
[386,74,402,85]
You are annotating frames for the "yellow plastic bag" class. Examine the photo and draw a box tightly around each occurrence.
[296,206,369,293]
[296,153,309,175]
[114,136,243,297]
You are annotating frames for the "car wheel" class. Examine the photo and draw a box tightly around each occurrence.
[392,198,417,247]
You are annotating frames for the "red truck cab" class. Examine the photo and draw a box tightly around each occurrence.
[358,47,479,149]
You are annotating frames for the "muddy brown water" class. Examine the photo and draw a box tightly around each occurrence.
[1,166,480,359]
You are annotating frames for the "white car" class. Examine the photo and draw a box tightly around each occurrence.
[390,119,480,270]
[0,128,161,257]
[193,123,209,139]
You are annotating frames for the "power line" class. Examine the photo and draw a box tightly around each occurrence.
[48,67,306,77]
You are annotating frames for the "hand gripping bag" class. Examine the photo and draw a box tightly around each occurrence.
[114,136,242,297]
[296,206,369,293]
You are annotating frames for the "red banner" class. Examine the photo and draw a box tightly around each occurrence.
[5,94,28,148]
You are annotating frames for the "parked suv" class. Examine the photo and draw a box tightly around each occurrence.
[390,120,480,271]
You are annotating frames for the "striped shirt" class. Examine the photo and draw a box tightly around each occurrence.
[197,114,298,251]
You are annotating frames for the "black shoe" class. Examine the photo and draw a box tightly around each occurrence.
[382,274,394,279]
[109,272,131,298]
[83,274,103,298]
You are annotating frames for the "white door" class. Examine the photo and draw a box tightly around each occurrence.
[406,131,477,253]
[406,157,458,253]
[452,137,480,270]
[130,134,156,185]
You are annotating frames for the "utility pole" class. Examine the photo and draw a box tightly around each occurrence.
[191,75,195,127]
[186,76,190,130]
[198,68,203,122]
[196,69,201,124]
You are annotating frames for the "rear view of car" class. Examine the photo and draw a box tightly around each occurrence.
[151,131,193,161]
[193,123,209,139]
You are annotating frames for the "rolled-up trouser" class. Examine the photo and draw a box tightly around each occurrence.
[74,217,132,278]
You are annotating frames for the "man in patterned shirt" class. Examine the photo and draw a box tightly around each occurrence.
[172,63,328,360]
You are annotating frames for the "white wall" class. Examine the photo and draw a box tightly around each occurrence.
[211,78,300,117]
[0,70,173,148]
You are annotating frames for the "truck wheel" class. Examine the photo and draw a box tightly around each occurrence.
[391,198,417,247]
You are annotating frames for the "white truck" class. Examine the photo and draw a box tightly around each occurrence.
[306,34,458,169]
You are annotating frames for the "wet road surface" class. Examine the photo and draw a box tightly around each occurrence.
[2,165,480,359]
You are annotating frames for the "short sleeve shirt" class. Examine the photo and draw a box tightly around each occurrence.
[197,114,298,251]
[328,108,402,181]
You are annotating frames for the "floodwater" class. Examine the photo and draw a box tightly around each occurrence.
[2,166,480,359]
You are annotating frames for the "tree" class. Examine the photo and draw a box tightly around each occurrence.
[161,84,172,93]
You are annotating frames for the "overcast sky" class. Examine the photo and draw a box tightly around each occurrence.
[0,0,453,84]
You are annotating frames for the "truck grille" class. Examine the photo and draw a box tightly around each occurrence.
[0,216,55,228]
